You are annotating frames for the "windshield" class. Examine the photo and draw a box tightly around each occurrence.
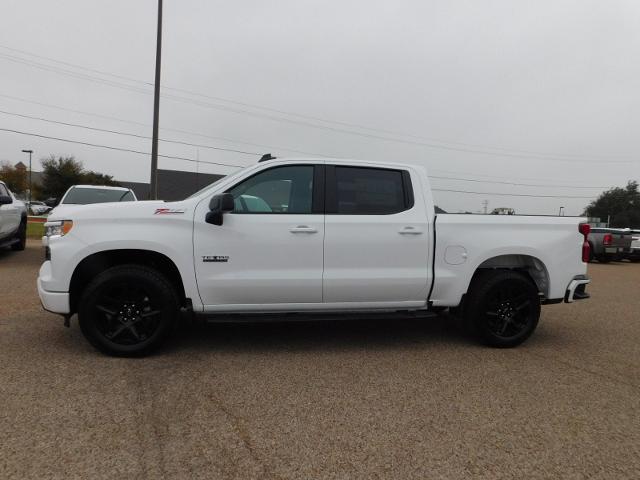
[62,187,135,205]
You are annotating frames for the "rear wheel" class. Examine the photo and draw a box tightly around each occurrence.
[10,218,26,251]
[78,265,179,356]
[596,255,611,263]
[464,270,541,348]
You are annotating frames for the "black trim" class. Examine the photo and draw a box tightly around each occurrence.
[401,170,414,210]
[427,214,437,302]
[541,298,563,305]
[312,164,325,214]
[325,165,337,214]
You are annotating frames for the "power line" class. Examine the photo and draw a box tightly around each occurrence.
[1,49,637,164]
[429,174,608,189]
[0,108,617,191]
[0,93,330,157]
[0,109,261,156]
[0,105,623,193]
[4,91,631,189]
[0,43,635,163]
[431,188,595,199]
[0,126,603,199]
[0,127,246,168]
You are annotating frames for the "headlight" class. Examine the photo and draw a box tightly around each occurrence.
[44,220,74,237]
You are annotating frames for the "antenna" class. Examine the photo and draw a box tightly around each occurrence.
[259,153,276,162]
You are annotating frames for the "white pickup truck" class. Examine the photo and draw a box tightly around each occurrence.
[38,158,591,356]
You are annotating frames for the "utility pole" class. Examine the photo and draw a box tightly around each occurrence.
[149,0,163,199]
[482,200,488,214]
[21,149,33,205]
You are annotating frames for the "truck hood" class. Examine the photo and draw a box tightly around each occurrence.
[48,200,190,222]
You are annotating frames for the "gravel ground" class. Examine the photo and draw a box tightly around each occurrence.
[1,242,639,479]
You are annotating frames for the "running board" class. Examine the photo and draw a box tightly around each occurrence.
[196,309,439,324]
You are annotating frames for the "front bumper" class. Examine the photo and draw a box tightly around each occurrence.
[37,260,70,314]
[564,275,591,303]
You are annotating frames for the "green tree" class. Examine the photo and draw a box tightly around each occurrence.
[0,161,28,194]
[40,156,84,200]
[39,156,120,200]
[81,170,120,186]
[584,181,640,228]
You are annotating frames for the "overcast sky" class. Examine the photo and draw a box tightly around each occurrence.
[1,0,639,214]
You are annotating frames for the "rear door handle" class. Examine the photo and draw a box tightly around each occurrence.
[289,225,318,234]
[399,226,423,235]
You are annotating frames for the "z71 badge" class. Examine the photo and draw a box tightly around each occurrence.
[154,208,186,215]
[202,256,229,263]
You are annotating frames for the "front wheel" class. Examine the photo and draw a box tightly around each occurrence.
[78,265,179,356]
[464,270,541,348]
[10,219,26,251]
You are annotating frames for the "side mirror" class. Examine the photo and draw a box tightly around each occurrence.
[0,195,12,205]
[205,193,234,226]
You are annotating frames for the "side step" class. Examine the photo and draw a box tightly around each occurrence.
[196,309,440,324]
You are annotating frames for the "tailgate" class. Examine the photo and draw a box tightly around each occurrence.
[612,233,632,249]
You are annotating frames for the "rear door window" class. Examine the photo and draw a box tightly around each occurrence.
[329,166,412,214]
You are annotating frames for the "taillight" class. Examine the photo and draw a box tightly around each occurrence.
[579,223,591,263]
[603,233,613,246]
[579,224,591,236]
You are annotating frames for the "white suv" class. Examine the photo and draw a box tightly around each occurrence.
[0,181,27,251]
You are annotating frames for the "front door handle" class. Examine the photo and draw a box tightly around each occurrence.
[289,225,318,234]
[399,226,423,235]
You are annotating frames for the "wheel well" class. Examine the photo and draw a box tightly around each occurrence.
[69,249,187,314]
[473,254,550,297]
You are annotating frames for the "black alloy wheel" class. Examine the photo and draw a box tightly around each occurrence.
[78,265,179,356]
[465,270,541,347]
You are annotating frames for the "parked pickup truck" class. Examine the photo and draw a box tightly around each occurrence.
[37,158,591,356]
[588,228,632,263]
[0,180,27,251]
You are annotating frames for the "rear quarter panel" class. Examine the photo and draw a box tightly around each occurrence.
[430,214,588,307]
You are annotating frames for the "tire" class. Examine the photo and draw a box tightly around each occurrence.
[464,270,541,348]
[10,218,26,251]
[588,243,595,263]
[78,265,179,357]
[596,255,611,263]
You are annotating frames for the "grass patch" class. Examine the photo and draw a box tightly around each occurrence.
[27,222,45,239]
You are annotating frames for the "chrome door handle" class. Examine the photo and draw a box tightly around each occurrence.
[399,227,423,235]
[289,226,318,234]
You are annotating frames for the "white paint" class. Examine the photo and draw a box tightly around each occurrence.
[38,158,589,316]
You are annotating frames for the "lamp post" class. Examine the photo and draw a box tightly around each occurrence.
[21,149,33,205]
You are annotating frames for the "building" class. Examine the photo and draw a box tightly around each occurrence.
[15,164,224,201]
[118,169,224,201]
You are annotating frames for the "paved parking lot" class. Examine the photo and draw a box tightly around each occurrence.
[1,242,639,479]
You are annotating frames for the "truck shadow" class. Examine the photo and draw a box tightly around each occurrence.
[166,314,473,354]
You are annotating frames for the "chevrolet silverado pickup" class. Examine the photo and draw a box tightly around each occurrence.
[37,158,591,356]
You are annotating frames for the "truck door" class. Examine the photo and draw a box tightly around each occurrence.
[322,165,430,305]
[194,164,325,309]
[0,183,20,238]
